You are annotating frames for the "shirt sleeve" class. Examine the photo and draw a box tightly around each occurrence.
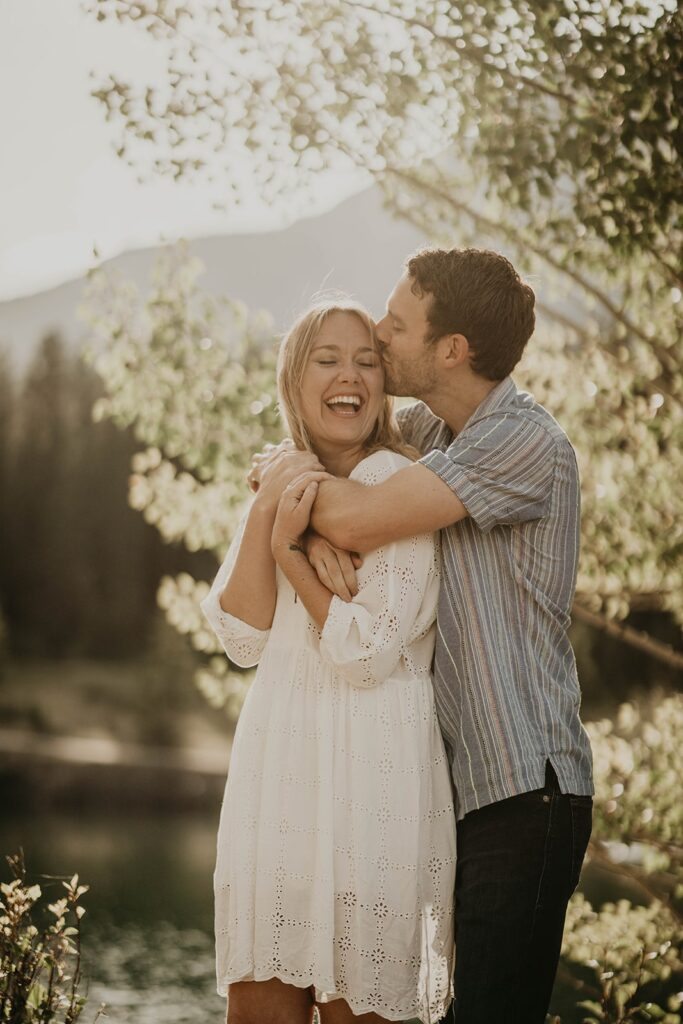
[199,512,271,668]
[419,413,556,532]
[318,451,440,688]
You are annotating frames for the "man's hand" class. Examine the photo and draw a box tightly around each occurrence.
[248,438,297,493]
[306,533,363,603]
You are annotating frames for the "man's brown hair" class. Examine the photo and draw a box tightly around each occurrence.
[406,247,536,380]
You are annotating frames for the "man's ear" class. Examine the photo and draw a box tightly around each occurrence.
[440,332,470,368]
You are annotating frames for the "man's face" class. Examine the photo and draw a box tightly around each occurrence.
[375,274,439,398]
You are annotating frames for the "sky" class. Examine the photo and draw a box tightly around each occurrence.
[0,0,367,302]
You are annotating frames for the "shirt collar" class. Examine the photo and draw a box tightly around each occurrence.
[429,376,520,450]
[460,375,517,433]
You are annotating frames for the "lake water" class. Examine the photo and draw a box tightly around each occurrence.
[1,807,224,1024]
[0,804,635,1024]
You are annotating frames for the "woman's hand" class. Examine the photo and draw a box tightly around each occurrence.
[252,448,326,516]
[306,533,363,603]
[248,439,297,493]
[271,471,333,560]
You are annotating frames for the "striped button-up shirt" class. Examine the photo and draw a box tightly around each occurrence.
[397,376,594,819]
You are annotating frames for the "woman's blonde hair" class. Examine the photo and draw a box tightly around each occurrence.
[277,298,417,462]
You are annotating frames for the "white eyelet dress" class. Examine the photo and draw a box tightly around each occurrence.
[200,450,456,1023]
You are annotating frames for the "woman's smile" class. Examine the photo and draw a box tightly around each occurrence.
[324,392,365,417]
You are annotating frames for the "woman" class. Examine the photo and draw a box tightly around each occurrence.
[200,299,456,1024]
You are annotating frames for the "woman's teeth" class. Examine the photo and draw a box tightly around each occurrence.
[326,396,362,415]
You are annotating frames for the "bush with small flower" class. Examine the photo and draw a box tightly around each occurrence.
[560,895,681,1023]
[0,851,103,1024]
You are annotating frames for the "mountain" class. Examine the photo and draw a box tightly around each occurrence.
[0,187,427,378]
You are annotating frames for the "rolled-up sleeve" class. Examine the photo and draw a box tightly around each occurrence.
[420,414,556,532]
[200,514,270,668]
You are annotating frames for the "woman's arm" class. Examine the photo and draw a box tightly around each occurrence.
[215,449,329,631]
[218,499,278,630]
[274,538,334,631]
[270,474,335,630]
[200,509,274,668]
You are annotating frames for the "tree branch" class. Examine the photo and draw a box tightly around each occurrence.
[641,238,683,287]
[572,602,683,671]
[587,840,683,926]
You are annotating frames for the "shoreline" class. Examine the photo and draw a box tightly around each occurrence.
[0,727,230,811]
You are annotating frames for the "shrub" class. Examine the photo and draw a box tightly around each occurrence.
[555,694,683,1022]
[0,851,103,1024]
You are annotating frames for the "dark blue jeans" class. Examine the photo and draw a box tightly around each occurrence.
[440,762,592,1024]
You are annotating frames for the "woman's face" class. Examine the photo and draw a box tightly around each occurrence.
[299,311,385,454]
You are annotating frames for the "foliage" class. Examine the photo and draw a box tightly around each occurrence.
[86,0,683,640]
[554,694,683,1022]
[588,695,683,884]
[81,246,280,548]
[80,247,281,710]
[561,894,682,1023]
[0,852,102,1024]
[86,0,682,264]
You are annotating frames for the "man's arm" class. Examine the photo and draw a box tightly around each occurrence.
[310,463,468,553]
[315,412,560,553]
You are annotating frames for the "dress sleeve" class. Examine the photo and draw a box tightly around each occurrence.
[318,451,440,688]
[199,512,271,668]
[419,412,557,532]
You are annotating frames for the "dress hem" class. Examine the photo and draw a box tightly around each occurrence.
[217,968,452,1023]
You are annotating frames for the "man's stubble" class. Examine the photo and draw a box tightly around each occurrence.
[382,345,439,402]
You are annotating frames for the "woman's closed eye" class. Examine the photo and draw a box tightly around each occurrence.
[316,359,379,368]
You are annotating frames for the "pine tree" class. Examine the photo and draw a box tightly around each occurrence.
[6,335,72,655]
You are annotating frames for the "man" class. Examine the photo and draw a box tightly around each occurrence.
[253,247,593,1023]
